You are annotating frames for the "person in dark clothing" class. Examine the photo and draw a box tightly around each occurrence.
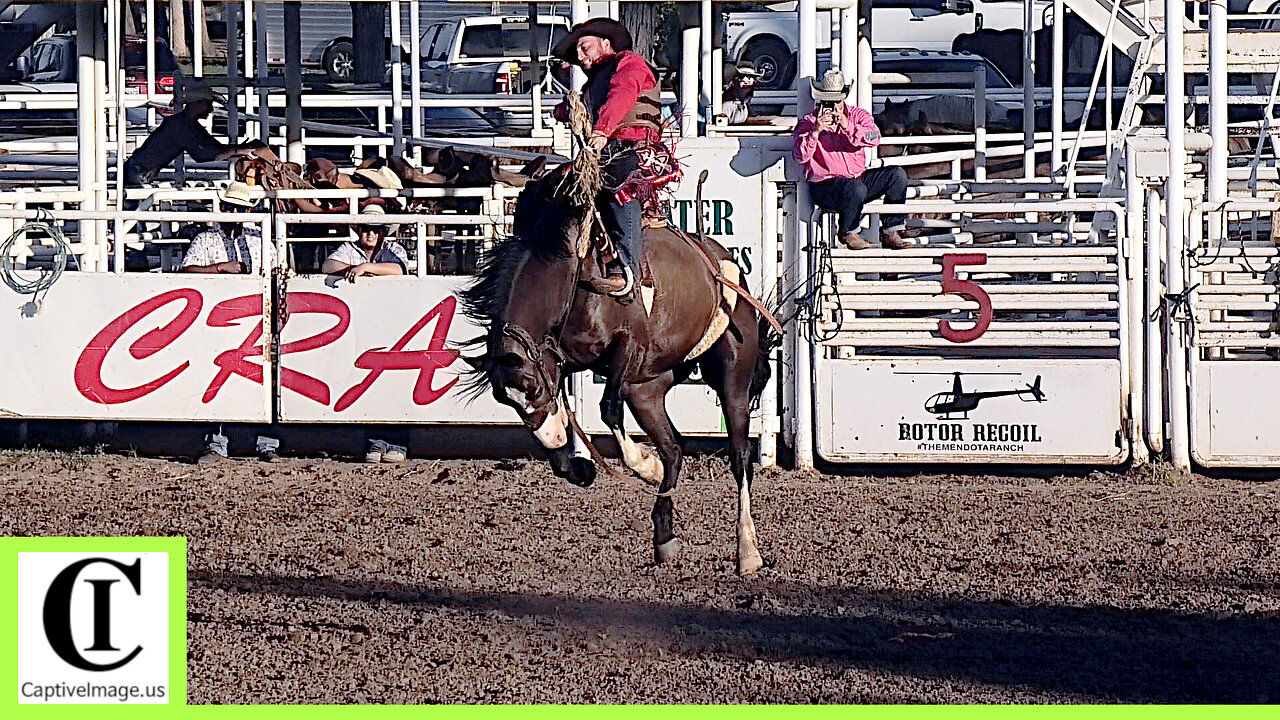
[552,18,662,299]
[122,84,273,186]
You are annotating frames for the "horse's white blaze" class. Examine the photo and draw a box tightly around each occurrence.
[533,403,569,449]
[612,428,663,483]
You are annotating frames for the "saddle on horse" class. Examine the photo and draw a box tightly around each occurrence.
[583,141,682,299]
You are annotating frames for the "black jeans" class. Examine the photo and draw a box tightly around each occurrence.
[809,167,908,236]
[600,140,643,280]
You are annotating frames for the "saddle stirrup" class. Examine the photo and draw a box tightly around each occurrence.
[608,265,635,297]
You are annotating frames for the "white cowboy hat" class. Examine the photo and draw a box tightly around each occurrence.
[353,166,404,191]
[219,181,257,208]
[350,200,400,239]
[810,69,849,103]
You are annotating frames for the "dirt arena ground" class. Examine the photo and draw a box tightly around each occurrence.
[2,448,1278,704]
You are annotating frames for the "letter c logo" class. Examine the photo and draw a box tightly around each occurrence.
[42,557,143,671]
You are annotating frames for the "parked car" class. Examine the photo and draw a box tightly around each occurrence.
[1,34,179,138]
[420,14,571,94]
[15,34,179,94]
[724,0,1041,90]
[868,50,1091,131]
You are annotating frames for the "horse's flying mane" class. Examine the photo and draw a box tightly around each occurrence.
[456,167,581,398]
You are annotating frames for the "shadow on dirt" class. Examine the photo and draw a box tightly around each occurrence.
[190,570,1280,703]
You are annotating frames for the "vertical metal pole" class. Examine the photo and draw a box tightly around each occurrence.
[1124,150,1147,465]
[529,2,544,136]
[759,169,779,467]
[1165,0,1190,472]
[1145,186,1164,454]
[113,0,126,275]
[227,2,241,141]
[831,8,840,70]
[856,0,871,112]
[798,0,816,114]
[391,0,405,157]
[410,0,422,161]
[77,2,98,271]
[1209,0,1227,219]
[712,47,723,122]
[145,0,156,127]
[1051,0,1063,174]
[244,0,257,142]
[255,4,268,146]
[571,0,588,90]
[96,2,109,267]
[681,26,699,137]
[1023,0,1035,180]
[284,1,304,164]
[794,0,817,470]
[701,0,712,126]
[975,67,986,181]
[195,0,205,78]
[780,186,797,451]
[838,7,856,81]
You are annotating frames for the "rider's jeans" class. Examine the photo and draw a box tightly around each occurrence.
[601,141,643,280]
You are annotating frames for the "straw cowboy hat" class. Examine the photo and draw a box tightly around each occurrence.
[350,199,399,239]
[810,68,849,103]
[219,181,257,208]
[353,166,404,191]
[551,17,634,65]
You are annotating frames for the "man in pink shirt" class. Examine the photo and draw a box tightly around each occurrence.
[793,69,908,250]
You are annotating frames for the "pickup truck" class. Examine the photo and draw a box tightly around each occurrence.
[419,14,571,94]
[724,0,1043,90]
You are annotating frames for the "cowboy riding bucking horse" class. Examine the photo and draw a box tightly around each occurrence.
[552,17,664,301]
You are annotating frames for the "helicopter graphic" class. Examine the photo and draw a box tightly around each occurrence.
[895,372,1047,420]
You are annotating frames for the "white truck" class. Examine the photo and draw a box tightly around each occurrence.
[724,0,1047,90]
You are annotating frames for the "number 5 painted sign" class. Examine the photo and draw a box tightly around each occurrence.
[939,253,992,343]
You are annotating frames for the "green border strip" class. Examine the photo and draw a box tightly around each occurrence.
[3,536,186,717]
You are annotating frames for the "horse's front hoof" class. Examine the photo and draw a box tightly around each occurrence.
[737,550,764,576]
[567,457,596,487]
[654,537,681,564]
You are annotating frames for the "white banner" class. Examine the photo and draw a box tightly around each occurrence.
[277,275,514,424]
[0,273,515,424]
[0,274,269,422]
[817,358,1126,463]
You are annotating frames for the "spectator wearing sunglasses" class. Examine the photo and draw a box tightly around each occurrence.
[320,200,409,282]
[318,198,411,463]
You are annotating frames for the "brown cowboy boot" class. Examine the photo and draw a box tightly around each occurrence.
[839,231,872,250]
[388,156,447,186]
[587,274,629,294]
[880,229,909,249]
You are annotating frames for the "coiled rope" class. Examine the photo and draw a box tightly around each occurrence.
[567,91,602,206]
[0,208,69,310]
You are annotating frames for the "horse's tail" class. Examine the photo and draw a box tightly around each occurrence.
[749,302,783,411]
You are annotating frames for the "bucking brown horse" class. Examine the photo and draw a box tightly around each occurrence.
[461,168,778,575]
